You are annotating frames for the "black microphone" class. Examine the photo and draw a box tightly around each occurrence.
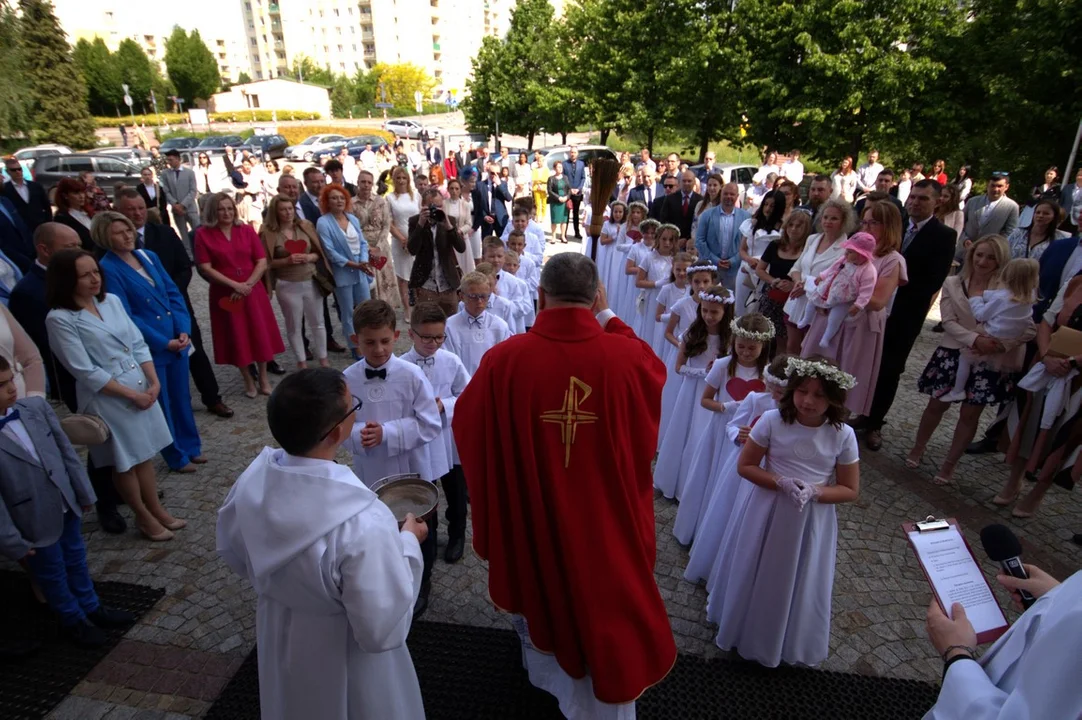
[980,523,1036,609]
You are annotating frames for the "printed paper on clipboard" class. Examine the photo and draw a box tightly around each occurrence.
[902,518,1008,644]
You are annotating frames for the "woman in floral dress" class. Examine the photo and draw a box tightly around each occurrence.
[353,170,398,309]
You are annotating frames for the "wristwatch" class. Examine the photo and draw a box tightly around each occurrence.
[1070,357,1079,369]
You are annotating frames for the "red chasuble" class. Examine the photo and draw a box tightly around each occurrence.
[453,306,676,704]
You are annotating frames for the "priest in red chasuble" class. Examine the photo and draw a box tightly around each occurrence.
[453,252,676,718]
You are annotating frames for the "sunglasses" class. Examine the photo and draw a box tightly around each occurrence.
[991,171,1010,179]
[664,184,677,189]
[318,394,363,443]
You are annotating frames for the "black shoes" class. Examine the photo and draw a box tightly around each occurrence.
[88,606,136,629]
[865,430,883,451]
[65,620,107,647]
[207,401,234,418]
[97,505,127,535]
[444,537,465,564]
[966,436,998,455]
[328,338,347,353]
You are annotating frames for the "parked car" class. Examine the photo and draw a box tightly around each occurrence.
[97,147,152,167]
[249,133,289,160]
[284,134,346,162]
[196,135,262,159]
[688,162,758,204]
[382,119,441,140]
[537,145,618,173]
[33,153,143,201]
[315,135,392,164]
[159,136,201,151]
[12,144,72,171]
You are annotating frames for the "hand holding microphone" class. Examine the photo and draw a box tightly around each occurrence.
[997,565,1060,611]
[980,524,1038,609]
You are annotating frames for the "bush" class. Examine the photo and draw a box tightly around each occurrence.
[94,109,322,128]
[276,125,395,147]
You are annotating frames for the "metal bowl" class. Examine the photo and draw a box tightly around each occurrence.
[371,474,438,527]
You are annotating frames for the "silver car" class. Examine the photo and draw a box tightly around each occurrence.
[285,134,346,162]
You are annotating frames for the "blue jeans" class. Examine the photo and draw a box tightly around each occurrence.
[334,279,372,350]
[24,512,99,625]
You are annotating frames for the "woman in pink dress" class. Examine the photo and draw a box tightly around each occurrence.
[194,192,285,398]
[801,200,907,417]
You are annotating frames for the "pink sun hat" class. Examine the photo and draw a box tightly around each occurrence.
[840,231,877,262]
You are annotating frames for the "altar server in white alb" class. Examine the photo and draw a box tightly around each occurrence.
[924,563,1082,719]
[444,270,512,374]
[484,238,531,334]
[402,302,472,566]
[217,368,429,720]
[342,299,442,488]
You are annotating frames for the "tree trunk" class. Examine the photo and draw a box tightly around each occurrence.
[698,119,710,163]
[527,130,535,150]
[647,126,655,155]
[560,131,568,144]
[600,128,610,145]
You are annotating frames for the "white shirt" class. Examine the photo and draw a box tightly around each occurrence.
[1,407,40,463]
[443,310,511,375]
[401,347,470,469]
[496,271,531,333]
[342,355,442,485]
[780,160,804,185]
[12,182,29,204]
[344,221,362,255]
[970,287,1033,340]
[142,183,156,201]
[857,161,884,191]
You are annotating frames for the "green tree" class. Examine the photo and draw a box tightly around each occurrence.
[0,0,31,137]
[237,71,252,84]
[17,0,96,146]
[163,26,221,104]
[330,75,355,117]
[73,37,122,115]
[115,38,154,107]
[289,55,335,86]
[352,66,380,106]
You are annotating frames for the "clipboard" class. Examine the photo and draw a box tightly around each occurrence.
[903,516,1008,644]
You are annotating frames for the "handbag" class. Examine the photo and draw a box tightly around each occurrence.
[309,233,337,298]
[1048,326,1082,359]
[49,353,110,446]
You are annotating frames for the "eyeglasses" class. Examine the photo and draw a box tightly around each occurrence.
[318,394,363,443]
[463,293,489,301]
[860,219,883,227]
[414,332,446,343]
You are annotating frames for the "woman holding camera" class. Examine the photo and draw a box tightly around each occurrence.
[407,187,466,317]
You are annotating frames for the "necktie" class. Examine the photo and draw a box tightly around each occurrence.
[417,356,435,367]
[0,409,20,431]
[902,223,918,253]
[365,368,387,380]
[646,187,653,204]
[136,229,145,249]
[468,314,484,328]
[682,194,689,214]
[174,169,180,180]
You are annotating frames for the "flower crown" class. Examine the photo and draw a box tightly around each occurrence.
[785,357,857,390]
[700,291,735,305]
[763,368,787,387]
[686,263,718,275]
[730,318,775,341]
[658,223,681,237]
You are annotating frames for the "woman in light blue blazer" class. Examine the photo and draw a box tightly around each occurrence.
[94,211,204,474]
[45,249,183,542]
[316,184,374,360]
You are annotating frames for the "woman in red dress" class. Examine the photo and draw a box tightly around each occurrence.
[194,192,284,398]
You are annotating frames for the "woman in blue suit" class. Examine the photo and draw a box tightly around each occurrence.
[93,211,204,474]
[316,184,373,360]
[45,249,183,541]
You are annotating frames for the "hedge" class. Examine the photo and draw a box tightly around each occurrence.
[95,110,322,128]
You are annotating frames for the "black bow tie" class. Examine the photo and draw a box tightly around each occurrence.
[365,368,387,380]
[0,409,20,431]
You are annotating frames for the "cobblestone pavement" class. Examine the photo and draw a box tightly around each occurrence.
[5,249,1078,719]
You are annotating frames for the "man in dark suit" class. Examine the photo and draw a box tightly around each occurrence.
[136,167,170,228]
[626,167,662,209]
[854,170,907,224]
[114,189,235,420]
[3,156,51,233]
[7,222,126,534]
[564,146,587,239]
[323,159,357,197]
[454,141,471,176]
[425,139,442,169]
[299,167,325,224]
[472,163,512,238]
[860,179,957,450]
[659,170,703,243]
[0,195,34,272]
[651,175,679,221]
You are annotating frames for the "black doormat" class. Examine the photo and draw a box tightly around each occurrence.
[205,620,940,719]
[0,569,165,720]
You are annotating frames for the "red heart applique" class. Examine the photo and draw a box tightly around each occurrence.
[725,377,765,402]
[371,255,388,271]
[283,239,308,255]
[218,296,244,313]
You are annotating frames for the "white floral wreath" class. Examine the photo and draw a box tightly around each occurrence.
[686,263,719,275]
[785,356,858,390]
[700,291,735,305]
[730,318,775,341]
[763,369,787,387]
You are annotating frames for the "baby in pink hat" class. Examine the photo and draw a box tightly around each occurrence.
[797,231,879,348]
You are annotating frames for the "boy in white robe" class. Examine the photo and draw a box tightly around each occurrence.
[483,239,531,333]
[403,302,472,564]
[507,230,540,303]
[503,249,537,329]
[344,299,443,616]
[500,205,546,265]
[217,368,429,720]
[445,270,512,375]
[468,263,518,335]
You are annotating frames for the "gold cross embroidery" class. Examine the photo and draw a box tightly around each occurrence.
[540,377,598,468]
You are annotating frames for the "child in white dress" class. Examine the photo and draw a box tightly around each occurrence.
[612,203,648,323]
[656,252,693,367]
[654,286,735,497]
[672,322,778,547]
[797,231,879,348]
[706,356,860,668]
[619,217,657,325]
[659,263,720,428]
[590,201,627,298]
[633,223,676,351]
[940,258,1038,403]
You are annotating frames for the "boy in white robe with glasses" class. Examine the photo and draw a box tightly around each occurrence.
[217,368,428,720]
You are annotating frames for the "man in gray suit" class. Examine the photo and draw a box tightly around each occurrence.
[959,171,1019,259]
[161,149,200,251]
[0,357,134,646]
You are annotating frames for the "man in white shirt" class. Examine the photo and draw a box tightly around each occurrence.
[1065,167,1082,230]
[359,144,377,173]
[217,368,428,719]
[780,149,805,185]
[636,148,657,174]
[856,149,884,194]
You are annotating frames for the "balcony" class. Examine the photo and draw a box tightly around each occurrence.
[268,3,280,13]
[361,30,374,41]
[433,42,440,51]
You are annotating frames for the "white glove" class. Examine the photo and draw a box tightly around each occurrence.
[775,476,809,510]
[679,366,707,378]
[798,482,822,507]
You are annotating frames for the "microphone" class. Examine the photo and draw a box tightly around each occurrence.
[979,523,1036,609]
